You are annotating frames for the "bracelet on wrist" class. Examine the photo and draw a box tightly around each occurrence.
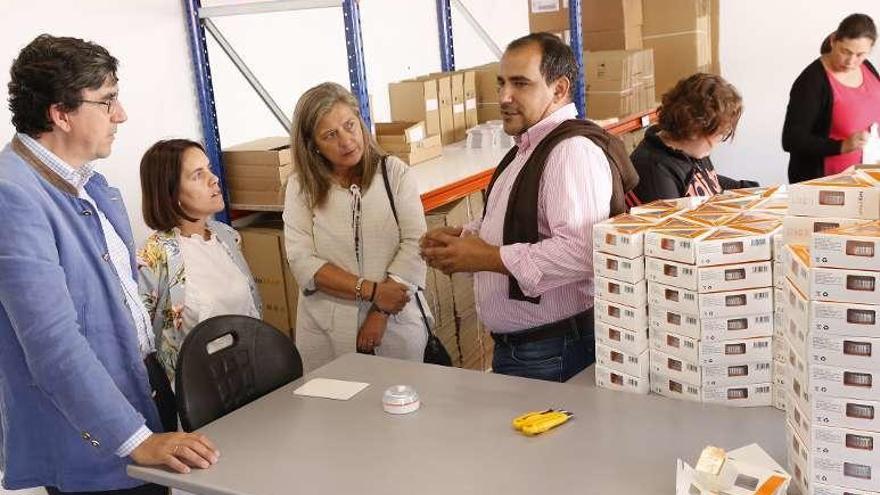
[355,277,365,303]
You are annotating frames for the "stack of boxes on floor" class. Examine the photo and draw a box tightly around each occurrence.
[592,187,788,407]
[422,192,493,370]
[781,169,880,495]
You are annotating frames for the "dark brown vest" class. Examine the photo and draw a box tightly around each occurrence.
[485,119,639,303]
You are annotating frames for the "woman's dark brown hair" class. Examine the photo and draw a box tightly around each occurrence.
[657,72,743,142]
[140,139,203,231]
[821,13,877,54]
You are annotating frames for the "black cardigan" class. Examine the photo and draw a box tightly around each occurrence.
[782,58,880,184]
[627,126,758,205]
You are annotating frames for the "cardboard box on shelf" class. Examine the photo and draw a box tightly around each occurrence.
[469,62,499,104]
[811,363,880,401]
[375,121,427,144]
[643,31,711,97]
[427,75,456,144]
[223,136,292,207]
[642,0,711,36]
[595,321,649,356]
[388,79,440,137]
[650,371,702,401]
[449,72,466,142]
[594,252,646,283]
[649,305,701,340]
[814,395,880,433]
[583,26,643,51]
[587,89,636,120]
[595,275,647,308]
[595,298,648,331]
[650,327,699,363]
[788,174,880,220]
[783,215,863,246]
[696,287,774,319]
[461,70,478,129]
[702,382,772,407]
[646,257,698,291]
[223,136,290,169]
[595,363,650,394]
[238,223,299,338]
[596,342,649,378]
[811,300,880,338]
[476,103,501,123]
[529,0,643,51]
[227,189,285,207]
[701,313,775,342]
[810,334,880,371]
[699,336,773,366]
[812,221,880,272]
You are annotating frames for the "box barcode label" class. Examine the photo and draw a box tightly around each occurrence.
[754,265,769,273]
[756,385,771,394]
[754,341,769,349]
[757,363,770,370]
[754,292,770,300]
[757,316,771,323]
[751,239,767,247]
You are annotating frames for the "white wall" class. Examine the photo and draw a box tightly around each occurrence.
[712,1,880,186]
[0,0,526,244]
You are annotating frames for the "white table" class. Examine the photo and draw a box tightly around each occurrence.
[129,354,788,495]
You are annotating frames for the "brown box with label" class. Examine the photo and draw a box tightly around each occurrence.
[449,72,467,141]
[423,75,456,144]
[528,0,643,51]
[237,222,299,339]
[375,121,442,166]
[388,79,441,138]
[461,70,478,129]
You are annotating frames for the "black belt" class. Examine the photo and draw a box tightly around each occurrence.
[491,309,593,346]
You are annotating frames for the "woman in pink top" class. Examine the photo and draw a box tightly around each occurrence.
[783,13,879,182]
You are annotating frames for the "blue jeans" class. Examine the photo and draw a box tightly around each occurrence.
[491,310,595,382]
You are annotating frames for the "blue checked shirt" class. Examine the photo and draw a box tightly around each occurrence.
[17,133,153,457]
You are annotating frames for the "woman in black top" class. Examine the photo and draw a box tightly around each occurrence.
[782,13,879,183]
[627,73,758,207]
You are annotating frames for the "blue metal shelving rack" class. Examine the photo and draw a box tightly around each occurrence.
[181,0,371,221]
[434,0,587,118]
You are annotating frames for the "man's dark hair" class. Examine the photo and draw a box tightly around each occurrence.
[8,34,118,136]
[507,32,578,99]
[140,139,203,232]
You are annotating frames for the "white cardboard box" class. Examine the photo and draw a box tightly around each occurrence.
[811,333,880,372]
[784,278,810,336]
[697,287,774,319]
[702,360,773,388]
[594,298,648,332]
[783,214,864,246]
[595,321,649,356]
[650,371,701,402]
[812,300,880,338]
[702,382,772,407]
[694,226,776,266]
[700,336,773,365]
[649,305,701,340]
[594,251,645,284]
[697,260,774,293]
[595,363,650,394]
[810,453,880,493]
[650,327,700,363]
[787,392,812,450]
[813,424,880,469]
[593,215,655,259]
[811,364,880,401]
[812,221,880,272]
[702,313,775,342]
[596,342,649,378]
[809,266,880,305]
[650,349,701,387]
[643,220,713,265]
[645,256,698,291]
[786,424,812,494]
[813,395,880,433]
[784,244,813,299]
[811,483,878,495]
[648,281,700,314]
[773,260,785,289]
[788,174,880,220]
[595,275,648,308]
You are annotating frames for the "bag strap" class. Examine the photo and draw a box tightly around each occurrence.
[379,157,435,337]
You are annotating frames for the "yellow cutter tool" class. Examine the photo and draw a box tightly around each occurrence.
[512,409,573,436]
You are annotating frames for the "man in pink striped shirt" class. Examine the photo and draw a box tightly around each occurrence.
[421,33,613,382]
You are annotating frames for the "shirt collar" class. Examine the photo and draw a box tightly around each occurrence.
[513,103,578,153]
[16,133,95,191]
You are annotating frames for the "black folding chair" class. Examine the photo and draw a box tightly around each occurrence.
[175,315,303,431]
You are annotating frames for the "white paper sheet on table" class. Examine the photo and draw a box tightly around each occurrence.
[293,378,369,400]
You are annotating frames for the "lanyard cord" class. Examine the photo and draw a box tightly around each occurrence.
[350,184,363,276]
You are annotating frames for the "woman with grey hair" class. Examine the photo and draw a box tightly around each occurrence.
[283,82,430,372]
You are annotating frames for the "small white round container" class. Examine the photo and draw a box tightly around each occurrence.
[382,385,420,414]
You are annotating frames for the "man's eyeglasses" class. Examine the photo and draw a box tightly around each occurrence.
[79,96,118,114]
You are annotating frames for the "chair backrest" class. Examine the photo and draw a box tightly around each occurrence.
[175,315,303,431]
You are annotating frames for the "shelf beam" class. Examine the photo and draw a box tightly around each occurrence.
[198,0,342,19]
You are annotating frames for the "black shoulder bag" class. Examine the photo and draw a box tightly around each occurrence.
[380,157,453,367]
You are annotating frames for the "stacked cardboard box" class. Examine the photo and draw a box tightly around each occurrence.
[593,187,787,405]
[389,70,478,146]
[527,0,643,52]
[584,49,655,120]
[642,0,716,96]
[375,121,442,166]
[781,169,880,495]
[222,137,291,208]
[423,192,492,370]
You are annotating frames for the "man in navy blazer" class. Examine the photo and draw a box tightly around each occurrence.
[0,35,218,494]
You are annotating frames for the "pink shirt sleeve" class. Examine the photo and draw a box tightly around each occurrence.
[498,137,612,298]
